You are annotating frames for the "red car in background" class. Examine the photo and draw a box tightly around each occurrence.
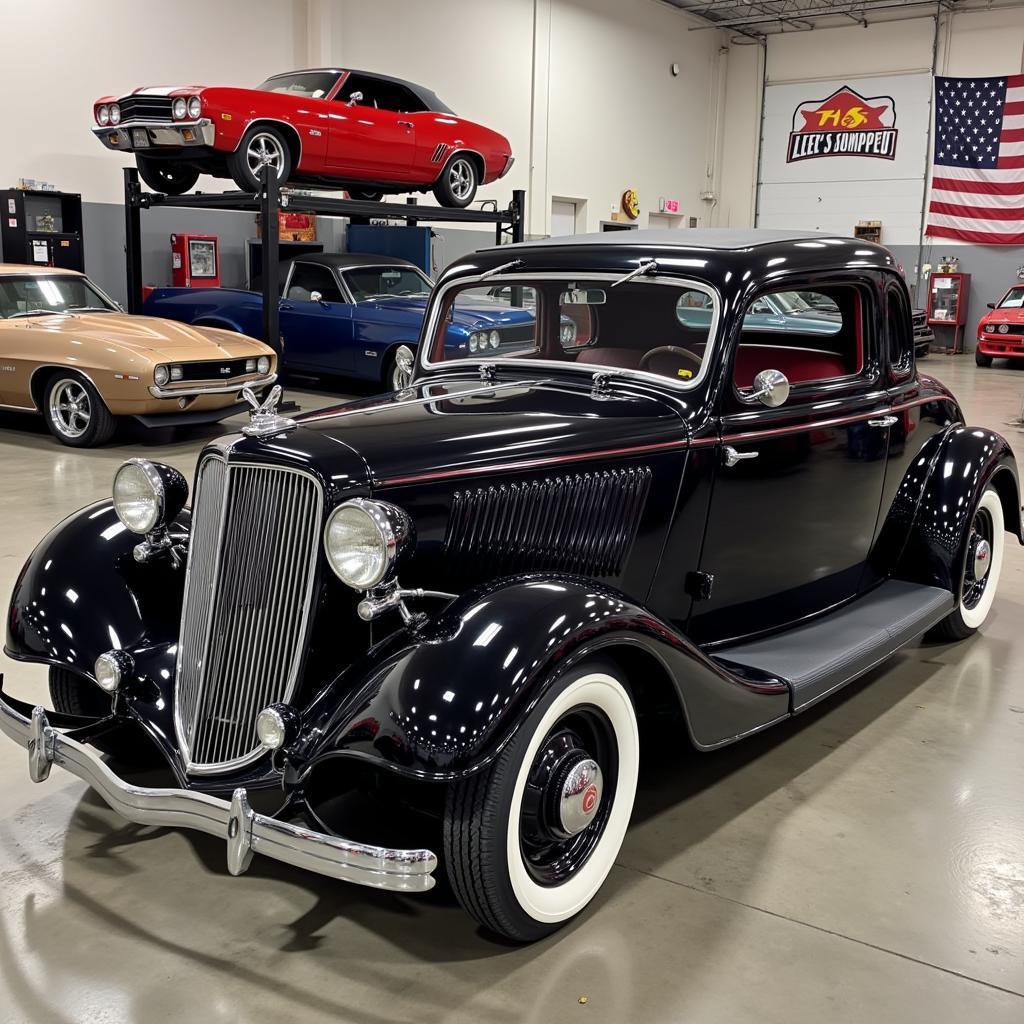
[975,282,1024,366]
[92,68,514,207]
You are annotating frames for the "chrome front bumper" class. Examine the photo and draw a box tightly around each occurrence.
[0,700,437,893]
[92,119,215,151]
[148,371,278,399]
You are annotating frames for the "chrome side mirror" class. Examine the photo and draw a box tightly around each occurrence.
[310,290,324,305]
[748,368,790,407]
[347,91,363,106]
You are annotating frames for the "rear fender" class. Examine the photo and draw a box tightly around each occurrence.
[290,576,791,783]
[896,425,1022,591]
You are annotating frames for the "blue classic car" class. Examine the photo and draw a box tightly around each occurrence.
[143,254,542,390]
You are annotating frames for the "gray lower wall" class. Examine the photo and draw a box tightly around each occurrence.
[888,243,1024,353]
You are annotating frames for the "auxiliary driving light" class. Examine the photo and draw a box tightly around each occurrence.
[94,650,134,694]
[256,704,299,751]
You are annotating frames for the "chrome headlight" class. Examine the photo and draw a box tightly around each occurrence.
[154,364,170,386]
[324,498,412,590]
[109,103,121,125]
[257,355,271,374]
[172,97,188,120]
[488,329,500,350]
[97,104,110,126]
[468,332,480,353]
[187,96,201,119]
[112,459,188,535]
[94,650,133,694]
[998,323,1009,334]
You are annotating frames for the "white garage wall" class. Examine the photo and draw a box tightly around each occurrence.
[0,0,306,205]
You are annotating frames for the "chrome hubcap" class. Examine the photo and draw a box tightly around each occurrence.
[50,379,91,438]
[973,538,991,581]
[558,757,603,837]
[449,158,474,201]
[246,133,285,179]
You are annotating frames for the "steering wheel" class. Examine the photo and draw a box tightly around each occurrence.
[638,346,703,377]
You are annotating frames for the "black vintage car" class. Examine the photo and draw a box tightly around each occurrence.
[1,229,1019,942]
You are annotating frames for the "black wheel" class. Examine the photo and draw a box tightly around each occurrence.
[349,189,384,202]
[931,486,1004,641]
[443,660,638,942]
[975,349,993,367]
[384,345,415,391]
[136,155,200,195]
[49,666,154,763]
[42,372,116,447]
[227,124,292,192]
[432,153,479,208]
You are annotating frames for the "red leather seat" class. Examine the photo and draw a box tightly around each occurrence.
[734,343,847,388]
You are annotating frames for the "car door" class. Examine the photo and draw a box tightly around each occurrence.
[279,261,354,374]
[327,74,416,180]
[688,278,892,645]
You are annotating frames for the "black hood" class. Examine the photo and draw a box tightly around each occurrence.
[287,373,689,490]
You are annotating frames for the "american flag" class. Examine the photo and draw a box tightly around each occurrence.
[926,75,1024,244]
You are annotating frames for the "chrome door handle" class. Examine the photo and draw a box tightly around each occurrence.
[397,120,413,129]
[723,445,759,467]
[868,415,898,428]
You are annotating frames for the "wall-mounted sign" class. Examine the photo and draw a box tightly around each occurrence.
[660,197,680,214]
[1017,265,1024,281]
[786,86,898,163]
[621,189,639,220]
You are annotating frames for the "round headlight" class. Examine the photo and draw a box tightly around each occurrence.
[257,355,271,374]
[172,97,188,120]
[468,333,479,353]
[112,459,188,535]
[324,498,411,590]
[94,650,133,694]
[113,461,163,534]
[489,330,500,349]
[109,103,121,126]
[256,707,286,749]
[999,323,1009,334]
[187,96,201,119]
[154,364,170,386]
[97,105,110,126]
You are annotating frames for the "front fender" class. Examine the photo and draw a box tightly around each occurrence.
[897,425,1022,591]
[290,576,791,783]
[5,500,187,682]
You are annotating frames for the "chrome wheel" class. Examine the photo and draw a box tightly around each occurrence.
[49,378,91,439]
[962,506,994,612]
[246,132,286,180]
[390,345,415,390]
[448,158,475,202]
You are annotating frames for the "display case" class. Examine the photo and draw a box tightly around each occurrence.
[0,188,84,271]
[927,272,971,326]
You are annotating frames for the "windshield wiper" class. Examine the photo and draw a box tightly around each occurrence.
[610,258,658,288]
[7,309,66,319]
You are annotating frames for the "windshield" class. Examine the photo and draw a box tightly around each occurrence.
[0,275,118,319]
[426,276,717,387]
[256,71,340,99]
[344,267,432,301]
[998,286,1024,309]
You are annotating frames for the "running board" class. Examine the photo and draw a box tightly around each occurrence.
[713,580,955,712]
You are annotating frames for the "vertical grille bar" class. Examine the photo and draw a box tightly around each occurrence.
[174,458,323,773]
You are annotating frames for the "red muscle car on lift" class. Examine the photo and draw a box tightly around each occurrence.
[92,69,514,208]
[975,282,1024,366]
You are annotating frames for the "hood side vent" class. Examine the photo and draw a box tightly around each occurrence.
[443,466,651,579]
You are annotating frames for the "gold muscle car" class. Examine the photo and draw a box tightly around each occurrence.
[0,264,277,446]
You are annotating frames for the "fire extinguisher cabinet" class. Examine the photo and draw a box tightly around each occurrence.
[171,233,220,288]
[926,272,971,353]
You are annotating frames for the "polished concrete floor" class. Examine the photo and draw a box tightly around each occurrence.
[0,359,1022,1023]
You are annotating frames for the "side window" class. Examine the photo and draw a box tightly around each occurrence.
[734,286,864,392]
[286,263,343,303]
[886,284,913,377]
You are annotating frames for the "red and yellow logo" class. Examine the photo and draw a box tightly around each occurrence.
[621,188,639,220]
[788,86,897,163]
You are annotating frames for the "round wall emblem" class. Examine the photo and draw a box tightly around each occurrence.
[621,188,639,220]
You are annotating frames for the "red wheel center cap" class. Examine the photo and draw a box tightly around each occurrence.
[582,784,599,814]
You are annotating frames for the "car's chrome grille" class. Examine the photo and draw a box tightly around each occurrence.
[174,457,323,773]
[443,467,651,579]
[118,95,174,123]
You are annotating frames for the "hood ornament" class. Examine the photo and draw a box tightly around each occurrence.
[241,385,296,438]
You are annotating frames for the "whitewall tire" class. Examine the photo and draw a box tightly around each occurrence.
[444,661,638,942]
[933,485,1004,640]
